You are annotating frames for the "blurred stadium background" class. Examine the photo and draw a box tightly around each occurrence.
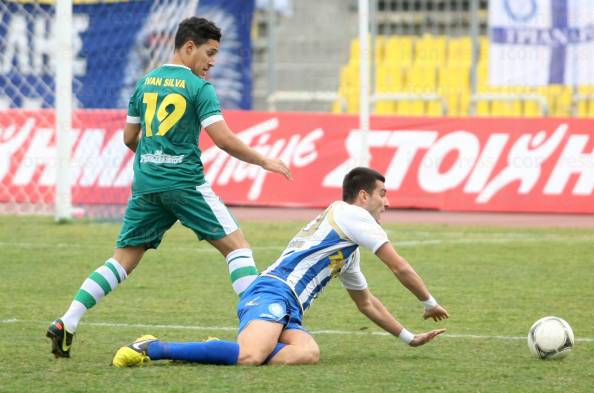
[0,0,593,220]
[2,5,594,391]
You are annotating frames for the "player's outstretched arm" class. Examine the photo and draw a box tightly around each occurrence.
[423,305,449,322]
[347,288,408,337]
[205,120,292,180]
[375,242,449,321]
[347,288,446,347]
[409,328,447,347]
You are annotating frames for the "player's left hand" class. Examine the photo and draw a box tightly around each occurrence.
[262,158,292,180]
[423,304,449,321]
[409,328,446,347]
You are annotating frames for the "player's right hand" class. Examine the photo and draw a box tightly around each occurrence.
[262,158,292,180]
[409,328,446,347]
[423,304,449,321]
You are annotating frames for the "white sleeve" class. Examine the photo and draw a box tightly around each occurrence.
[334,204,389,253]
[126,115,140,124]
[201,114,224,128]
[339,249,368,290]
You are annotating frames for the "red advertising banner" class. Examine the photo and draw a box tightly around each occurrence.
[1,109,593,213]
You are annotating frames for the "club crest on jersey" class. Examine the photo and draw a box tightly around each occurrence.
[268,303,285,318]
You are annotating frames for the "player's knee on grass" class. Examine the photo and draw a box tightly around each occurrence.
[237,347,270,366]
[306,344,321,364]
[291,342,320,365]
[268,341,320,365]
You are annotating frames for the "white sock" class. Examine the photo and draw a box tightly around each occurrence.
[226,248,258,296]
[61,258,127,332]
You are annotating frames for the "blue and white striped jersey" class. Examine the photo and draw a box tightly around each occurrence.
[261,201,389,312]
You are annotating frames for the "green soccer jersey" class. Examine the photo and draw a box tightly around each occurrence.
[126,64,222,194]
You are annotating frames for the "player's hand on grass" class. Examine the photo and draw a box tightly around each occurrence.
[423,304,449,321]
[409,328,447,347]
[262,158,292,180]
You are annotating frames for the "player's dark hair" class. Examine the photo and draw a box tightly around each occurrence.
[342,167,385,202]
[174,17,221,49]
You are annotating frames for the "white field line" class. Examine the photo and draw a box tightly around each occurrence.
[0,235,593,252]
[2,318,593,343]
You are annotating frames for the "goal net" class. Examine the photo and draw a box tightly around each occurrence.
[0,0,202,219]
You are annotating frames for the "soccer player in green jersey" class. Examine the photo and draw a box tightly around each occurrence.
[47,17,292,358]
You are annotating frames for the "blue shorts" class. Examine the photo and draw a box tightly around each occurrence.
[237,276,306,334]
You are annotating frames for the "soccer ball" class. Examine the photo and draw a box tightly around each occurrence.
[527,316,574,359]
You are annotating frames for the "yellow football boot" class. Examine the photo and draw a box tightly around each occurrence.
[112,335,158,367]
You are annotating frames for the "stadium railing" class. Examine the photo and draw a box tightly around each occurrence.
[470,93,549,117]
[371,92,448,116]
[267,91,347,112]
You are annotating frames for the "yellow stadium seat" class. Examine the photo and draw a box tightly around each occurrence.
[407,65,437,92]
[459,92,470,115]
[409,100,425,115]
[577,101,589,117]
[332,64,359,113]
[385,36,414,66]
[505,86,528,95]
[375,64,404,92]
[374,101,397,114]
[447,37,472,66]
[346,93,359,113]
[475,100,491,116]
[340,63,361,90]
[574,86,589,117]
[374,63,404,115]
[438,64,470,94]
[337,83,358,114]
[537,86,556,116]
[396,100,413,116]
[479,36,489,62]
[577,85,594,118]
[336,86,350,113]
[415,34,446,66]
[523,100,541,117]
[374,36,386,64]
[335,34,562,117]
[427,100,442,116]
[491,99,523,117]
[585,100,594,117]
[332,100,343,113]
[536,85,567,117]
[578,85,594,95]
[490,101,505,116]
[442,93,459,115]
[350,37,385,64]
[558,87,573,117]
[476,62,489,91]
[350,39,360,62]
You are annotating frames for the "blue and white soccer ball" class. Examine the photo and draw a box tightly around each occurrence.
[527,316,574,360]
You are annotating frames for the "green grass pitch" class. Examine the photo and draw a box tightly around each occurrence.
[1,215,593,392]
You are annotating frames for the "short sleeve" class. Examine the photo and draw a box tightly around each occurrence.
[333,203,389,253]
[126,80,142,124]
[339,249,368,290]
[196,83,223,128]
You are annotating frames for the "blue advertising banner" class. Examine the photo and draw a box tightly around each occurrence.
[0,0,254,109]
